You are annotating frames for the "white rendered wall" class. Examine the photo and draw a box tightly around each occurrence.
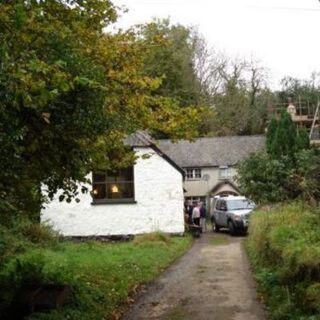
[41,147,185,236]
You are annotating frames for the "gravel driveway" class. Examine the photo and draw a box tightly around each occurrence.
[122,231,266,320]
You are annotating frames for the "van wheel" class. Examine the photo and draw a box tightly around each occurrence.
[212,219,220,232]
[228,221,236,236]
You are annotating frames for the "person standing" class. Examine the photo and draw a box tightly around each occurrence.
[187,201,194,224]
[200,202,207,232]
[184,201,193,224]
[192,202,201,227]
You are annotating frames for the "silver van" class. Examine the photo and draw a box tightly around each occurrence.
[210,196,255,235]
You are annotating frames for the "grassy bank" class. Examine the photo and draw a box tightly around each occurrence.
[0,226,192,320]
[246,202,320,320]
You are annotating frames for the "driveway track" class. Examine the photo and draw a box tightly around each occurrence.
[122,231,266,320]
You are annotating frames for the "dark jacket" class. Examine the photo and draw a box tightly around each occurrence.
[200,206,207,218]
[187,205,194,224]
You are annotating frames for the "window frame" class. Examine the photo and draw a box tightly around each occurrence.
[219,166,231,180]
[184,168,202,180]
[91,167,136,205]
[220,200,227,211]
[186,168,194,179]
[194,168,202,179]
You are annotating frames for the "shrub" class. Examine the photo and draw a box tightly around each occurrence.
[0,219,60,266]
[237,152,294,203]
[237,149,320,204]
[15,219,61,245]
[133,231,172,245]
[0,219,64,317]
[306,283,320,312]
[0,225,28,266]
[0,253,47,315]
[238,110,320,205]
[247,202,320,319]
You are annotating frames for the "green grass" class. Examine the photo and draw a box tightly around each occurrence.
[246,202,320,320]
[0,231,192,320]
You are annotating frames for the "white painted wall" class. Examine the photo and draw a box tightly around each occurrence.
[41,147,185,236]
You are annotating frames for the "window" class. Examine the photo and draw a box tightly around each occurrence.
[185,168,202,180]
[216,199,226,210]
[226,199,255,210]
[220,200,227,211]
[185,196,206,206]
[194,168,201,178]
[219,166,231,180]
[186,168,194,179]
[91,167,135,204]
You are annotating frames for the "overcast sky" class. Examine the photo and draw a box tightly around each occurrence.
[112,0,320,88]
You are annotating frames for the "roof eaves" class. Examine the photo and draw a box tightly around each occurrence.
[151,143,186,179]
[210,180,241,194]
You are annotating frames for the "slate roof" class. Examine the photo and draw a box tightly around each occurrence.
[124,131,185,176]
[124,131,154,147]
[157,135,266,167]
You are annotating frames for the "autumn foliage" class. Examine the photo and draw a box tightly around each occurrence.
[0,1,201,222]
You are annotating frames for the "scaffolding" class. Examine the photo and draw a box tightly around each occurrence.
[268,99,320,146]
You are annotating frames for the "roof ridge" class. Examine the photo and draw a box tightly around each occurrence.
[135,130,153,145]
[157,134,265,143]
[157,135,266,167]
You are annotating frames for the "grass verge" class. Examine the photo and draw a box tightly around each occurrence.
[246,202,320,320]
[0,229,192,320]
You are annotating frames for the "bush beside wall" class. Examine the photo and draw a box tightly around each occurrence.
[246,202,320,320]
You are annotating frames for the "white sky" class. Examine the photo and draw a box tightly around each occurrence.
[112,0,320,88]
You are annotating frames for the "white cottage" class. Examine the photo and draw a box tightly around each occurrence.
[41,132,185,237]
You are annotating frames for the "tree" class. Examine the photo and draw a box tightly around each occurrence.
[139,19,203,108]
[193,33,226,104]
[237,152,294,203]
[212,65,251,135]
[237,111,317,204]
[266,110,309,159]
[278,73,320,106]
[0,1,200,223]
[266,117,278,154]
[139,21,274,137]
[204,59,272,136]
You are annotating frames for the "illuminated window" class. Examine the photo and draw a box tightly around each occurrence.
[91,167,135,204]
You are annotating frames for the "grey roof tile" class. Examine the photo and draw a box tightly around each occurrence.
[157,135,266,167]
[124,131,154,147]
[124,131,185,176]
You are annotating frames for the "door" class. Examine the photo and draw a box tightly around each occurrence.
[219,200,228,227]
[214,199,227,226]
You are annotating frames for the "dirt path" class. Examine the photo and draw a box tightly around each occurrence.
[122,231,266,320]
